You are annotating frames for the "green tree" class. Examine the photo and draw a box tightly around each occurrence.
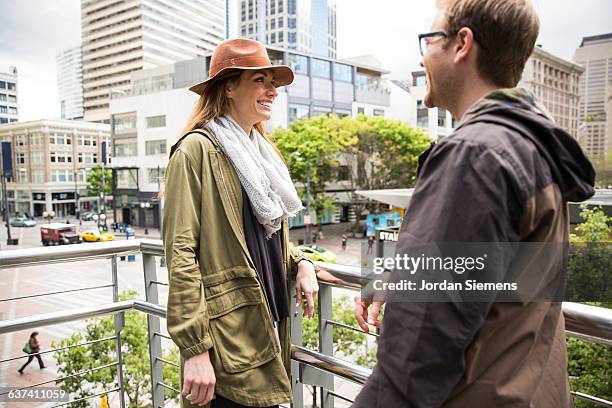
[52,291,180,407]
[566,206,612,407]
[272,115,357,227]
[86,164,112,198]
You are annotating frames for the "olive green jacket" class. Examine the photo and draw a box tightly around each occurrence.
[163,129,306,407]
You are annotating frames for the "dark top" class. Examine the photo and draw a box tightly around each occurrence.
[242,188,290,322]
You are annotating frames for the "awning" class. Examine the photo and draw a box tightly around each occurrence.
[354,188,414,208]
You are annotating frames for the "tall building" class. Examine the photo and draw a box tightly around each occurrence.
[0,119,110,217]
[80,0,227,123]
[520,45,583,137]
[239,0,337,58]
[573,33,612,158]
[226,0,239,38]
[57,46,85,120]
[108,46,410,228]
[0,66,19,124]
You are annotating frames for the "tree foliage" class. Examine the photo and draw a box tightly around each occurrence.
[272,114,430,230]
[566,206,612,407]
[86,164,112,198]
[52,291,180,407]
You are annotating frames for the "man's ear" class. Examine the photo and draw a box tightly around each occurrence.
[454,27,475,64]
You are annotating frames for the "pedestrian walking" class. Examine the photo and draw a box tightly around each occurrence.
[367,235,375,254]
[164,38,318,408]
[341,234,347,251]
[18,332,45,374]
[353,0,594,406]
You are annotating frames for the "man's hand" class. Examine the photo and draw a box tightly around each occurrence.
[295,260,319,318]
[182,351,216,406]
[354,294,384,333]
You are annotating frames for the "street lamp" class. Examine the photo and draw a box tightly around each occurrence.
[140,202,151,235]
[42,210,56,226]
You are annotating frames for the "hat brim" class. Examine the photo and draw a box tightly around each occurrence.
[188,65,294,95]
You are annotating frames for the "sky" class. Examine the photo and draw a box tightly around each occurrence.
[0,0,611,121]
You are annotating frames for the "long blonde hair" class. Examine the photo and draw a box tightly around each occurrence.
[180,69,283,159]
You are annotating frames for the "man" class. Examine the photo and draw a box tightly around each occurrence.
[353,0,595,407]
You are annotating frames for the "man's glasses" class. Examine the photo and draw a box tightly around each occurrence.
[418,31,448,57]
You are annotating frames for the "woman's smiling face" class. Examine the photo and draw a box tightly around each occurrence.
[226,69,278,129]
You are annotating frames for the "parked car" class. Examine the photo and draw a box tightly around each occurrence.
[295,245,337,263]
[80,229,116,243]
[81,212,94,221]
[10,217,37,227]
[40,223,81,246]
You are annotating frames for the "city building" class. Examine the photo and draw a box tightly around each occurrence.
[520,45,583,137]
[0,119,110,217]
[573,33,612,158]
[80,0,227,123]
[239,0,337,58]
[108,46,412,228]
[0,66,19,124]
[226,0,239,38]
[409,70,455,141]
[57,46,85,120]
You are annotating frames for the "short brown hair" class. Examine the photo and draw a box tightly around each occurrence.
[438,0,540,87]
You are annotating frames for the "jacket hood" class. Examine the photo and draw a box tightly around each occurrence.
[457,88,595,202]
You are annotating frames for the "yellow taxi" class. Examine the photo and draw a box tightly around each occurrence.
[80,229,116,243]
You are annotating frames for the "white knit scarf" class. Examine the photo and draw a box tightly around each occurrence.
[204,115,303,238]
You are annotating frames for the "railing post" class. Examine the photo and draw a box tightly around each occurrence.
[111,255,126,408]
[318,284,334,408]
[290,279,304,408]
[143,252,165,407]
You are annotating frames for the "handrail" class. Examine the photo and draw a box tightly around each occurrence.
[291,345,371,385]
[1,241,611,345]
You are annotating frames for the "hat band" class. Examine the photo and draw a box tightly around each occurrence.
[209,55,273,77]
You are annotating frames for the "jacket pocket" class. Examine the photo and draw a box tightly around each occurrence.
[204,269,280,373]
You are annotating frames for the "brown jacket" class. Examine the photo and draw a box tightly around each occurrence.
[353,89,595,408]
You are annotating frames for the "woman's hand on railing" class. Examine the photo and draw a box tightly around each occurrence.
[295,260,319,319]
[182,351,216,406]
[354,294,384,334]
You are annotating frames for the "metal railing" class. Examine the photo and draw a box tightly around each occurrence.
[0,239,611,407]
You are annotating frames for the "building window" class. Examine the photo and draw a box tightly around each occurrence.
[334,63,352,82]
[278,31,283,42]
[115,168,138,189]
[288,0,296,13]
[146,115,166,128]
[145,139,167,155]
[357,107,365,115]
[417,116,428,128]
[113,138,138,157]
[0,82,5,89]
[0,94,5,101]
[16,135,26,146]
[147,167,166,184]
[288,32,296,43]
[0,106,7,114]
[288,104,309,123]
[30,152,43,164]
[287,53,308,74]
[7,83,16,91]
[16,153,26,164]
[17,170,28,183]
[373,109,384,117]
[8,95,17,103]
[270,32,276,43]
[51,169,73,183]
[271,19,276,29]
[312,59,331,78]
[30,133,44,145]
[112,113,137,133]
[278,16,283,27]
[416,99,424,109]
[337,165,350,181]
[32,170,45,184]
[438,109,447,127]
[288,18,296,29]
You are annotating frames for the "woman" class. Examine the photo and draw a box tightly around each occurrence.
[18,332,45,374]
[163,38,318,408]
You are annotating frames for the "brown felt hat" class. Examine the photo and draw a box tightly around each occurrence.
[188,38,294,95]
